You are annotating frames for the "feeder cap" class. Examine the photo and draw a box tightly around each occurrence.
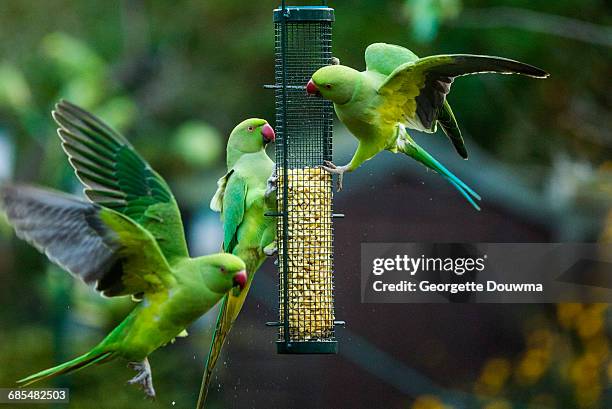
[273,6,335,22]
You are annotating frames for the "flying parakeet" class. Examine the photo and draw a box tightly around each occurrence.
[197,118,277,407]
[306,43,549,209]
[0,100,249,398]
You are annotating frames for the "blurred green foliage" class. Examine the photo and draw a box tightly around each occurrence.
[404,0,462,42]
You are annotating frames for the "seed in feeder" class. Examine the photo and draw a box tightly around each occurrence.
[277,167,335,340]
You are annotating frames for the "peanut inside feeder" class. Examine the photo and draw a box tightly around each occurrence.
[278,167,334,341]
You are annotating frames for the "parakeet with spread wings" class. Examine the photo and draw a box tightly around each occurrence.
[307,43,549,209]
[0,101,248,398]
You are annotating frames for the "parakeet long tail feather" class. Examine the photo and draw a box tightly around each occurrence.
[17,350,113,387]
[397,135,481,210]
[420,148,481,200]
[445,179,481,211]
[197,271,256,409]
[197,296,230,407]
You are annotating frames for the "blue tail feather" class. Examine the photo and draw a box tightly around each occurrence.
[398,136,481,210]
[424,151,481,201]
[446,178,481,211]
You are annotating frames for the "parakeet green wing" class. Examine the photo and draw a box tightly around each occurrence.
[365,44,466,158]
[365,42,418,75]
[437,100,465,159]
[211,169,248,253]
[0,185,175,297]
[52,100,189,262]
[378,54,549,157]
[220,172,248,252]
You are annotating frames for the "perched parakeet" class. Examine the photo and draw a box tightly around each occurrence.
[197,118,276,406]
[0,100,248,398]
[307,43,549,209]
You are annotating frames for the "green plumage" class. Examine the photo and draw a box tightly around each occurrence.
[0,101,248,397]
[310,42,548,208]
[437,100,465,159]
[54,101,188,262]
[198,118,276,407]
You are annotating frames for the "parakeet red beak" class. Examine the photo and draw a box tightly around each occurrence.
[233,270,248,290]
[306,79,320,96]
[262,123,275,143]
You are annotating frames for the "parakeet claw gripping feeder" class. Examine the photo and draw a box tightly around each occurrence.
[266,1,343,354]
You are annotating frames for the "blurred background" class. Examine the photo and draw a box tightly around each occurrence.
[0,0,610,408]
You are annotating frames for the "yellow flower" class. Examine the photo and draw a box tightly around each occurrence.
[575,305,606,340]
[526,329,554,350]
[575,383,601,409]
[411,395,449,409]
[476,358,511,395]
[556,303,583,329]
[516,348,550,385]
[570,354,600,386]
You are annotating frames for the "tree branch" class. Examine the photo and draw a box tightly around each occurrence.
[453,7,612,48]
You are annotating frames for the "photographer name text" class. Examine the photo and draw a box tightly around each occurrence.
[371,255,543,294]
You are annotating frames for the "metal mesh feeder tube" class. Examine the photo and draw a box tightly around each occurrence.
[268,3,342,354]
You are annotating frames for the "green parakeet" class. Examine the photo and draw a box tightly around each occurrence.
[0,100,249,398]
[197,118,276,407]
[307,43,549,209]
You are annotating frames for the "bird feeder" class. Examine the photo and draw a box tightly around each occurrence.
[266,1,342,354]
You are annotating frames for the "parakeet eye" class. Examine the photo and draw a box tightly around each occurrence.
[325,84,332,89]
[247,126,254,132]
[220,267,227,274]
